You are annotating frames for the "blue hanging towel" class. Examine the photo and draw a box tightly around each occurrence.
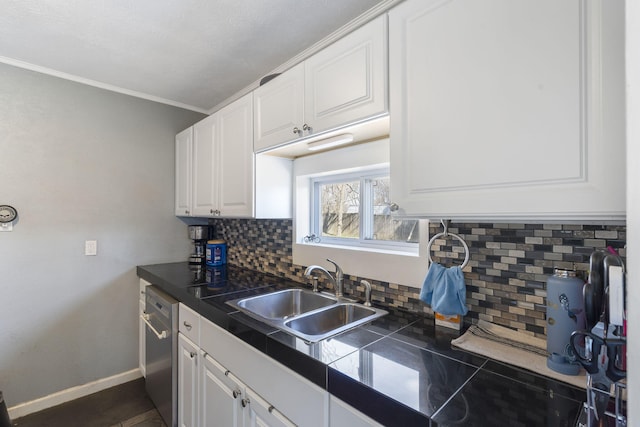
[420,263,468,316]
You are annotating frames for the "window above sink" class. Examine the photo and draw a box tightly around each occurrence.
[292,138,430,288]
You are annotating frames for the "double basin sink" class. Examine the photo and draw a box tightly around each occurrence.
[226,288,387,343]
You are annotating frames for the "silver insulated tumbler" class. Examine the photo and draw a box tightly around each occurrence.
[546,269,586,375]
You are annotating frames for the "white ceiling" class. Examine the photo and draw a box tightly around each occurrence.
[0,0,387,113]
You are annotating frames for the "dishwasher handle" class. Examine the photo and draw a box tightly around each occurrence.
[141,313,168,339]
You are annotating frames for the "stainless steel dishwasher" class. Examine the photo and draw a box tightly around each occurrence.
[141,286,178,427]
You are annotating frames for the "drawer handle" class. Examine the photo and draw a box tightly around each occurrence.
[183,321,192,331]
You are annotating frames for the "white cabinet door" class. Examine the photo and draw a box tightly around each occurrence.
[245,387,296,427]
[254,63,305,152]
[192,114,219,217]
[178,333,199,427]
[388,0,625,221]
[329,396,382,427]
[218,92,255,217]
[175,127,193,216]
[201,353,244,427]
[176,93,275,218]
[253,15,387,153]
[305,14,387,135]
[200,317,327,427]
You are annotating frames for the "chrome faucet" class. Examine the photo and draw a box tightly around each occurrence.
[304,258,344,297]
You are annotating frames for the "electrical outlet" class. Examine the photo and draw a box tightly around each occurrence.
[85,240,97,256]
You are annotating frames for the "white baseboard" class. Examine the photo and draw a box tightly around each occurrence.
[7,368,143,420]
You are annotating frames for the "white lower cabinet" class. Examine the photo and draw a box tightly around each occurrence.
[178,333,200,427]
[200,353,244,427]
[329,396,383,427]
[201,353,295,427]
[169,303,383,427]
[176,302,324,427]
[245,386,295,427]
[200,316,327,427]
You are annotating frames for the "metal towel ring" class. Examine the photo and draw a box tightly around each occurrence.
[426,220,470,269]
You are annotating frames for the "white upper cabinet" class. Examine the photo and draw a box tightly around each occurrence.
[389,0,625,221]
[176,93,292,219]
[253,14,388,152]
[175,127,193,216]
[217,93,255,217]
[177,94,253,218]
[192,114,218,217]
[304,14,387,136]
[253,63,305,152]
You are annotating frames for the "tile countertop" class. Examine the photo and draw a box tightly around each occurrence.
[137,262,586,427]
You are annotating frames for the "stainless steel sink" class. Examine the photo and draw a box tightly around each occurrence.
[226,289,387,343]
[227,288,337,320]
[282,303,386,342]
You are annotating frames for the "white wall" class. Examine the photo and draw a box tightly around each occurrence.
[626,1,639,425]
[0,63,205,408]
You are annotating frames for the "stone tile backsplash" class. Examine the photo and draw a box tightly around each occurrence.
[209,218,626,338]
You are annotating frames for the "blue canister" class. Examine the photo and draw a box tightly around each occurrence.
[546,268,586,375]
[206,240,227,266]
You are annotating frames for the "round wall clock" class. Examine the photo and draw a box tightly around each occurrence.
[0,205,17,223]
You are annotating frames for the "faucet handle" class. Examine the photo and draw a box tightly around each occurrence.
[326,258,343,279]
[361,280,372,306]
[327,259,344,298]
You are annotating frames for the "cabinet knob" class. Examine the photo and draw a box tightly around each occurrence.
[210,209,214,214]
[183,321,192,331]
[388,203,399,212]
[293,127,301,136]
[241,398,249,408]
[302,123,312,133]
[189,352,196,358]
[233,389,241,399]
[185,210,190,215]
[215,210,221,216]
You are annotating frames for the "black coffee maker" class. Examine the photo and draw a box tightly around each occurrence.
[188,225,213,266]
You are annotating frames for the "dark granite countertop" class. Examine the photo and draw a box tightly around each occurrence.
[137,262,586,427]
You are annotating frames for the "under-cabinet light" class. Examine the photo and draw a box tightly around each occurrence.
[306,134,354,151]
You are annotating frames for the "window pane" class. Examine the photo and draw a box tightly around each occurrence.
[372,177,419,243]
[319,181,360,239]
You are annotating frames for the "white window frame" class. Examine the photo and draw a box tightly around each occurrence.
[292,139,429,288]
[310,169,419,252]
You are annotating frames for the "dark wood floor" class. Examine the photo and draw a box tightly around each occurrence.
[10,378,166,427]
